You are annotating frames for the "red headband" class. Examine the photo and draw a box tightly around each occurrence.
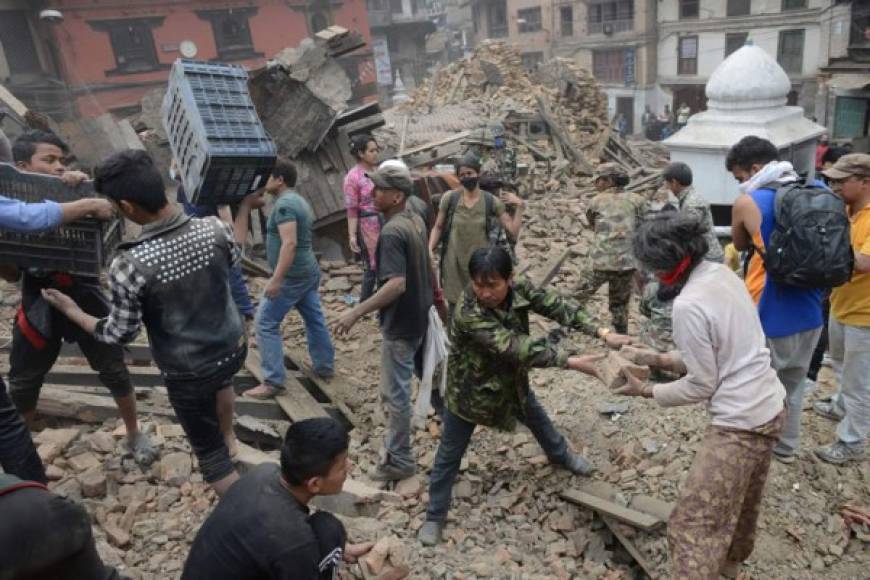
[658,256,692,286]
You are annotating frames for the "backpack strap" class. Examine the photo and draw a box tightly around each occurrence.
[438,190,462,277]
[483,190,495,240]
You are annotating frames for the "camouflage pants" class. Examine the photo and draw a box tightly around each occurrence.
[574,269,634,333]
[668,411,785,579]
[638,279,675,352]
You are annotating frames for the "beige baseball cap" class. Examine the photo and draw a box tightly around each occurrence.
[822,153,870,180]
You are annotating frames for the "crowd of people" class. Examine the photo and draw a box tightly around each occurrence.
[0,124,867,579]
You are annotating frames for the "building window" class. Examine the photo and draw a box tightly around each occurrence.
[560,6,574,37]
[679,0,699,19]
[89,18,164,75]
[727,0,751,17]
[517,7,542,33]
[592,48,634,84]
[0,11,43,77]
[487,0,508,38]
[782,0,807,10]
[587,0,634,35]
[522,52,544,70]
[778,29,805,74]
[725,32,748,57]
[678,36,698,75]
[390,0,403,14]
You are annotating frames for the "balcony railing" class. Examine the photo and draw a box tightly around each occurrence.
[588,18,634,35]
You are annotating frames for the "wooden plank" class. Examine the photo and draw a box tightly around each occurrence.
[0,364,164,387]
[244,348,328,422]
[531,249,571,289]
[601,516,658,579]
[593,123,614,162]
[535,95,593,175]
[37,386,175,422]
[283,347,359,429]
[426,65,441,113]
[560,489,663,531]
[446,64,465,104]
[0,337,153,361]
[398,115,410,158]
[0,83,28,118]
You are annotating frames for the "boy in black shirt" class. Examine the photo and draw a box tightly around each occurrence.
[182,417,371,580]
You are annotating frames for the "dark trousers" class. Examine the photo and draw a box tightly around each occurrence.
[9,282,132,413]
[164,352,244,484]
[308,512,347,580]
[425,391,569,522]
[360,268,377,302]
[0,378,46,484]
[0,487,121,580]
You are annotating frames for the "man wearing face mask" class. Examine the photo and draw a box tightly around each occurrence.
[428,152,524,320]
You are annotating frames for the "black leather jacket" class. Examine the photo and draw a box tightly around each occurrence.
[119,211,244,381]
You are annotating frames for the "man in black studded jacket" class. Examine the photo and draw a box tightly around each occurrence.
[43,150,246,496]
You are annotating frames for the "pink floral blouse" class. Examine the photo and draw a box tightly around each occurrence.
[343,164,380,270]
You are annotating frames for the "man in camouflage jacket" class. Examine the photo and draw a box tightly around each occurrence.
[575,163,649,333]
[419,268,609,546]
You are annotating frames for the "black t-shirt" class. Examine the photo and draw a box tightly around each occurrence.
[375,209,433,340]
[182,464,321,580]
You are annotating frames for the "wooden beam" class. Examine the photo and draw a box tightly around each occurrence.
[601,516,658,579]
[535,95,593,175]
[244,348,328,423]
[36,386,175,422]
[283,347,358,429]
[426,65,441,114]
[560,489,663,531]
[531,249,571,289]
[446,64,465,104]
[0,337,152,361]
[0,364,164,388]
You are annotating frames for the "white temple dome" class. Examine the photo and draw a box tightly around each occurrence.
[705,44,792,110]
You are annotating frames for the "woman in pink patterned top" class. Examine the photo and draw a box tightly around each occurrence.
[344,134,381,299]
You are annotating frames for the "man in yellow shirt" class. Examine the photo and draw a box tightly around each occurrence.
[815,154,870,464]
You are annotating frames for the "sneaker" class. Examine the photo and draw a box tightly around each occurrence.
[813,400,845,422]
[418,520,444,546]
[563,452,594,476]
[243,384,284,399]
[814,441,866,465]
[772,448,796,464]
[369,461,416,482]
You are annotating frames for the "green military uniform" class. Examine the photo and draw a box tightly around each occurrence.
[575,169,648,334]
[638,276,675,352]
[446,276,597,430]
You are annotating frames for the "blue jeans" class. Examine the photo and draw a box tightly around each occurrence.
[380,335,424,471]
[426,392,569,522]
[256,272,334,386]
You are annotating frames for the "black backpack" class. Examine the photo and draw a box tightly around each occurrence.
[439,190,516,269]
[756,180,853,289]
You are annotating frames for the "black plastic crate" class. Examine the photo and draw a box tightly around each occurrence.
[162,59,276,206]
[0,164,123,277]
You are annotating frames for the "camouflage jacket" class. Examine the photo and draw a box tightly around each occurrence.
[446,277,597,430]
[676,186,725,263]
[586,188,649,271]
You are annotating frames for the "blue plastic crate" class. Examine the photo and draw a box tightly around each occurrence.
[0,164,123,277]
[162,59,276,205]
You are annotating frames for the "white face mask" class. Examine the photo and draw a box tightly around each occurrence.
[169,167,178,181]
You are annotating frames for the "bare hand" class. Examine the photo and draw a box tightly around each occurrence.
[41,288,78,316]
[604,333,633,349]
[60,171,89,187]
[344,541,374,563]
[613,369,652,398]
[349,236,361,254]
[241,191,266,210]
[334,310,359,337]
[566,353,606,381]
[499,191,523,207]
[89,199,116,221]
[264,277,282,299]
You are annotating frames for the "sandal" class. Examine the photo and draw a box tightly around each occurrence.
[243,384,284,399]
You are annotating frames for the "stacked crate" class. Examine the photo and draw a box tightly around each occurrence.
[162,59,277,206]
[0,164,123,277]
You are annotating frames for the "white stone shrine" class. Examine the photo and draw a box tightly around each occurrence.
[664,44,826,223]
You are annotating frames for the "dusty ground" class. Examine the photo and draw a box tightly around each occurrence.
[2,189,868,579]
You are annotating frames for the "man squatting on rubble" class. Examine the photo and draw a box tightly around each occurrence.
[183,417,372,580]
[42,149,247,496]
[8,130,159,467]
[418,246,629,546]
[0,130,126,578]
[616,212,786,580]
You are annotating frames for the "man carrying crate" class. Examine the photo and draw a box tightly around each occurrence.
[0,129,121,484]
[43,149,246,496]
[7,130,159,468]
